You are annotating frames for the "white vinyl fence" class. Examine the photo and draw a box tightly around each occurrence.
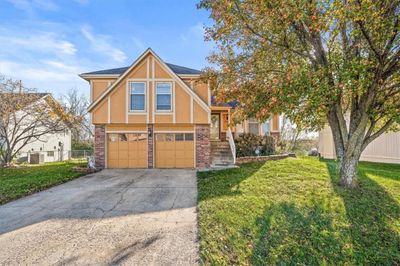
[319,127,400,164]
[16,150,93,164]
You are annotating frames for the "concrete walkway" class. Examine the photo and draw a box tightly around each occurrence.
[0,169,199,265]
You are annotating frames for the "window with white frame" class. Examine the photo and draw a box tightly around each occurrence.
[262,119,270,135]
[130,82,146,111]
[248,118,259,135]
[156,82,172,111]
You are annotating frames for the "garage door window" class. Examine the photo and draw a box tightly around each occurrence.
[166,133,174,141]
[156,134,165,141]
[109,134,118,142]
[175,133,184,141]
[137,133,147,142]
[119,134,128,142]
[185,133,194,141]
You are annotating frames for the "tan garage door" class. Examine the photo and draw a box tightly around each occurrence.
[155,133,194,168]
[108,133,148,168]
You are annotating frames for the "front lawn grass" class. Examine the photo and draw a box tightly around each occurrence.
[0,160,86,205]
[197,157,400,265]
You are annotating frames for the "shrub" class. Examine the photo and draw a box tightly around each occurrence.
[235,133,275,157]
[72,140,94,151]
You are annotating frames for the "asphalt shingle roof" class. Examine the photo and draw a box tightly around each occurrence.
[82,63,201,76]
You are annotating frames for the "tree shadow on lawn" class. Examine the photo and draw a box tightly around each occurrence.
[197,162,264,201]
[251,201,354,265]
[325,161,400,264]
[250,160,400,265]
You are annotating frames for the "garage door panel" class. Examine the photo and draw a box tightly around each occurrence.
[155,133,194,168]
[175,142,185,150]
[108,150,118,159]
[184,142,194,149]
[165,142,175,151]
[108,159,119,168]
[184,151,194,158]
[175,150,185,158]
[108,133,148,169]
[138,142,147,150]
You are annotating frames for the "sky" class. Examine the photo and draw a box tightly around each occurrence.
[0,0,214,98]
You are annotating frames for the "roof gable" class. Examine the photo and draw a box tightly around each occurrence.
[86,48,210,113]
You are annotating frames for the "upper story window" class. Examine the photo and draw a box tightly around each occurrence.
[130,82,146,112]
[156,82,172,111]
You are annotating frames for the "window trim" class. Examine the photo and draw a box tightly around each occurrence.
[248,118,260,135]
[155,81,172,112]
[129,82,146,112]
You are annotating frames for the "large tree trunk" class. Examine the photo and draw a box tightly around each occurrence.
[327,106,366,188]
[338,153,360,187]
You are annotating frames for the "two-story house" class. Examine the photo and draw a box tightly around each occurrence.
[80,48,279,169]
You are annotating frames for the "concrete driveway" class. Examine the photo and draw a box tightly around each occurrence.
[0,169,199,265]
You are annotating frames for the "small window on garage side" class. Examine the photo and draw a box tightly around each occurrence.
[47,151,54,157]
[185,133,194,141]
[175,133,184,141]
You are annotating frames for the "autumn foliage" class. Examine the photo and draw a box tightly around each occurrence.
[199,0,400,187]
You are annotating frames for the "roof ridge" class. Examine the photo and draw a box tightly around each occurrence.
[81,62,201,76]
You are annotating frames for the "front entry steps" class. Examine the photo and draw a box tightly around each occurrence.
[210,141,236,168]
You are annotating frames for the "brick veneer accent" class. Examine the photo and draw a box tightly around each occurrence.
[94,125,105,169]
[196,125,211,168]
[147,124,154,168]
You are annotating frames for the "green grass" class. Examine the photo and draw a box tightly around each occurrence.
[197,157,400,265]
[0,160,86,205]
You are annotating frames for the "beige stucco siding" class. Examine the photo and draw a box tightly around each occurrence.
[89,53,210,125]
[154,61,170,78]
[110,83,126,123]
[193,82,208,104]
[175,83,191,123]
[92,99,108,124]
[193,101,209,124]
[106,124,147,131]
[91,78,117,101]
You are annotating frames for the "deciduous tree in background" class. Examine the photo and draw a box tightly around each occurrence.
[0,76,70,166]
[199,0,400,187]
[60,88,93,149]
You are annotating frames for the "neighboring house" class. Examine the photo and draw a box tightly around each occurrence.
[0,93,72,163]
[80,48,280,169]
[319,126,400,164]
[17,130,72,163]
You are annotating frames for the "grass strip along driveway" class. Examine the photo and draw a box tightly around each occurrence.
[0,161,86,205]
[197,157,400,265]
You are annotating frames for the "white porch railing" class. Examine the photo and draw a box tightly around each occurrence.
[226,128,236,164]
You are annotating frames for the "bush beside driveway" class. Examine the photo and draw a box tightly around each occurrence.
[197,157,400,265]
[0,161,86,205]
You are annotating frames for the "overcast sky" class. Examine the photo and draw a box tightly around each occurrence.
[0,0,214,98]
